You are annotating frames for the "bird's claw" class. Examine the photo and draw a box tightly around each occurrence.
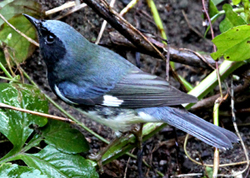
[88,153,104,173]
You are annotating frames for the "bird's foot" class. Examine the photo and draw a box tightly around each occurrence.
[88,134,125,173]
[88,153,104,173]
[130,123,144,178]
[130,123,144,149]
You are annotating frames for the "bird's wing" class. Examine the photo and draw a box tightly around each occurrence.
[103,70,197,108]
[55,69,197,108]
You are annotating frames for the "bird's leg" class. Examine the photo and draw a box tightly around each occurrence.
[88,131,126,173]
[131,123,144,178]
[131,123,144,149]
[89,124,144,175]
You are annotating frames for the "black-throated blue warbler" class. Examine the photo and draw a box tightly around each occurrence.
[23,14,238,150]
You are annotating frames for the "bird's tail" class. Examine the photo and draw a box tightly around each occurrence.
[138,107,238,149]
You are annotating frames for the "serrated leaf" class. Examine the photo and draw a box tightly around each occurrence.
[0,0,41,66]
[219,4,246,33]
[41,120,89,154]
[211,25,250,61]
[0,163,47,178]
[20,145,98,178]
[0,83,48,150]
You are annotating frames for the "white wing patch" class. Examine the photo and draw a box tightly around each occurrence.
[102,95,124,107]
[54,85,78,105]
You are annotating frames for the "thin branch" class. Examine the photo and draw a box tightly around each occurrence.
[95,0,116,44]
[184,134,250,168]
[182,10,211,43]
[213,99,220,177]
[230,78,250,177]
[108,32,217,68]
[190,74,250,112]
[0,102,74,123]
[45,1,76,16]
[0,13,39,47]
[120,0,139,16]
[55,3,87,20]
[83,0,165,59]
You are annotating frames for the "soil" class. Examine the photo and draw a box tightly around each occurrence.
[20,0,250,177]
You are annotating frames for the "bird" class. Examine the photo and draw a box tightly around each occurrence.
[23,14,238,151]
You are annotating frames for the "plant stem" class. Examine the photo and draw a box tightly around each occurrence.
[0,62,13,79]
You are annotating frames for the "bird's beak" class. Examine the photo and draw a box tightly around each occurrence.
[23,14,41,30]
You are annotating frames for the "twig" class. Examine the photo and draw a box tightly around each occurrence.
[202,0,216,52]
[244,166,250,178]
[230,78,250,177]
[45,1,76,16]
[170,173,203,178]
[124,148,135,178]
[2,43,15,77]
[166,44,170,81]
[0,102,74,123]
[213,98,221,177]
[95,0,116,44]
[84,0,165,59]
[184,133,250,170]
[108,32,217,68]
[55,3,87,20]
[202,0,223,97]
[190,72,250,112]
[120,0,139,16]
[201,2,225,175]
[179,48,215,70]
[182,10,211,44]
[0,13,39,47]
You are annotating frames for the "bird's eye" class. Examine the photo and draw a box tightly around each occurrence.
[45,34,55,44]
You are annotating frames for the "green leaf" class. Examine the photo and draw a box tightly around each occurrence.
[41,120,89,154]
[219,4,247,33]
[209,1,219,17]
[212,0,224,5]
[0,83,48,151]
[0,0,41,66]
[211,25,250,61]
[232,0,242,5]
[205,166,213,178]
[0,15,37,66]
[0,0,41,26]
[20,145,98,178]
[0,163,47,178]
[205,0,222,36]
[0,0,14,9]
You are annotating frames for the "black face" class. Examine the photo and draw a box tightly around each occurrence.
[23,14,66,71]
[37,26,66,71]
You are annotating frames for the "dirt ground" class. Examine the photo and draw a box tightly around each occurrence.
[22,0,250,177]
